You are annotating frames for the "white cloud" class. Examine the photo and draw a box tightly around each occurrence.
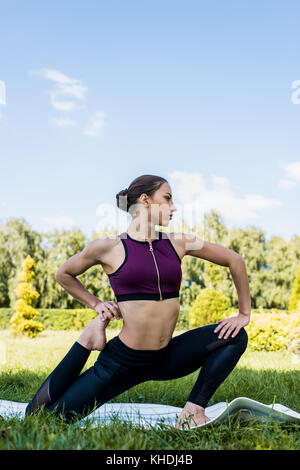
[43,215,76,229]
[278,178,296,190]
[84,110,107,136]
[50,94,78,112]
[29,68,108,136]
[278,160,300,190]
[283,161,300,182]
[34,69,76,84]
[29,68,88,112]
[211,174,231,188]
[0,79,6,105]
[168,170,282,226]
[52,118,76,128]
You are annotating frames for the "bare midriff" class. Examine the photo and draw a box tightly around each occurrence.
[117,297,180,350]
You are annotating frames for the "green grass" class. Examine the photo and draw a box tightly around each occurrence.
[0,329,299,450]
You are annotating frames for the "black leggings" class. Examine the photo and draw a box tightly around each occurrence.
[25,323,248,423]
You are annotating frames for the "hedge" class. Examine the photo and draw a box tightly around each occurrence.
[0,307,190,331]
[245,311,300,351]
[1,307,299,352]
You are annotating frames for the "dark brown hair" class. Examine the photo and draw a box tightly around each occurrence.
[116,174,168,213]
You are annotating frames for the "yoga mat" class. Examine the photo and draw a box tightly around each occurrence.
[1,397,299,430]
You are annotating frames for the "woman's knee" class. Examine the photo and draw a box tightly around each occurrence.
[236,327,248,350]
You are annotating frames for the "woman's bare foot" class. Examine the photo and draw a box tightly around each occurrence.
[77,316,110,351]
[175,402,211,429]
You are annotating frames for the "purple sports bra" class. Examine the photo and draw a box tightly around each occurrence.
[108,231,182,302]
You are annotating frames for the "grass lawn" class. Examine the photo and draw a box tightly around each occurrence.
[0,328,299,450]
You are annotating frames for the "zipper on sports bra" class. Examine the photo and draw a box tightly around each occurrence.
[148,241,163,301]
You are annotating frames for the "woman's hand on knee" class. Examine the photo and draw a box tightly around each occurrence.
[214,313,250,339]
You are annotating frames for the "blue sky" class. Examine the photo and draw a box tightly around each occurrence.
[1,0,300,242]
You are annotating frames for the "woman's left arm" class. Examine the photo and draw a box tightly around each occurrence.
[183,233,251,339]
[214,256,251,339]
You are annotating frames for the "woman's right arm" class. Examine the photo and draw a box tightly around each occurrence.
[55,238,118,317]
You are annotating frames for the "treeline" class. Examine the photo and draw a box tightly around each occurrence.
[0,210,299,310]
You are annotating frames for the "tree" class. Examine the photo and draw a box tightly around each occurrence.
[10,255,44,338]
[264,236,298,308]
[288,265,300,312]
[226,226,266,309]
[0,217,44,307]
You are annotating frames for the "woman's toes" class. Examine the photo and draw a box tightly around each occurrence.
[176,411,210,429]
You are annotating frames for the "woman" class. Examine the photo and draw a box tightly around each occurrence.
[25,174,250,429]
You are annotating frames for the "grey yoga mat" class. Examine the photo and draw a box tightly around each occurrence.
[0,397,299,430]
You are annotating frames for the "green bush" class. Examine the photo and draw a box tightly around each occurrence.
[11,318,45,338]
[0,308,98,330]
[245,310,300,351]
[0,307,190,331]
[176,306,189,330]
[188,287,231,328]
[0,309,11,329]
[289,265,300,312]
[10,255,44,338]
[1,305,299,352]
[37,308,99,330]
[180,283,202,308]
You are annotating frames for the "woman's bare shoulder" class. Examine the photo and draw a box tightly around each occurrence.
[55,235,121,277]
[78,235,122,266]
[168,231,202,243]
[168,232,205,256]
[91,234,121,254]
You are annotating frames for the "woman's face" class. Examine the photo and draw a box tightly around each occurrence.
[147,182,177,226]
